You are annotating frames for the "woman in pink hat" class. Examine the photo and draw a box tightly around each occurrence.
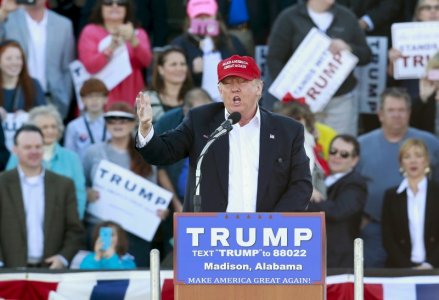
[170,0,247,90]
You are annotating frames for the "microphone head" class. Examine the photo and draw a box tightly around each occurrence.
[228,112,241,125]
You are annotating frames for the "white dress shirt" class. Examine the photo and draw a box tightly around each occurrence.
[25,10,48,91]
[226,108,260,212]
[397,177,428,264]
[18,166,45,264]
[324,170,350,188]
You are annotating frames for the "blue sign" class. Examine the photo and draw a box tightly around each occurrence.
[174,213,324,285]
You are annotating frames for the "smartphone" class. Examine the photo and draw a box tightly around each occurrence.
[99,227,113,251]
[427,69,439,81]
[188,19,219,36]
[16,0,36,5]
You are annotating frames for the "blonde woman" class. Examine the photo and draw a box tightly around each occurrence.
[382,138,439,268]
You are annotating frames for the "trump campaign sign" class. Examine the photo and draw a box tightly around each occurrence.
[87,160,172,241]
[174,213,325,285]
[269,28,358,112]
[392,21,439,79]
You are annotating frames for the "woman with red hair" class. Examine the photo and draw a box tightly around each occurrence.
[0,40,45,119]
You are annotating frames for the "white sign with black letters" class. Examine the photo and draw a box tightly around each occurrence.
[88,160,172,241]
[356,36,388,114]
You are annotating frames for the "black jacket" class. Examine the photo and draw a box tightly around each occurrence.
[382,180,439,268]
[336,0,402,37]
[136,102,312,212]
[308,171,367,268]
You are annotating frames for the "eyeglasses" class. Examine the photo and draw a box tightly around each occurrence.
[105,117,134,124]
[102,0,128,6]
[329,148,354,159]
[419,4,439,11]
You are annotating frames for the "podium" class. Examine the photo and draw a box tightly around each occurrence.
[173,212,326,300]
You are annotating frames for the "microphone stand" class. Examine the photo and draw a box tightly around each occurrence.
[193,124,232,212]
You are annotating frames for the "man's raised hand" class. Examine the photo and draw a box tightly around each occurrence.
[136,91,153,137]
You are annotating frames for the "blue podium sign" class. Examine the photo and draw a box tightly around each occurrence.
[174,213,325,285]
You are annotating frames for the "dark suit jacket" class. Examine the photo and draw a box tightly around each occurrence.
[382,180,439,268]
[0,169,84,268]
[308,171,367,268]
[336,0,402,37]
[136,102,312,212]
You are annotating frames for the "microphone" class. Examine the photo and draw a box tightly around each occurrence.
[193,112,241,212]
[208,112,241,139]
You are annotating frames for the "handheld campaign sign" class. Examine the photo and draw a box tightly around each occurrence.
[355,36,388,114]
[88,160,172,241]
[392,22,439,79]
[268,28,358,112]
[174,213,325,285]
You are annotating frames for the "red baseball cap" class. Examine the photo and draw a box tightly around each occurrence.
[217,55,261,83]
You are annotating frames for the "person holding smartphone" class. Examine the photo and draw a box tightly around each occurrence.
[171,0,247,90]
[80,221,136,269]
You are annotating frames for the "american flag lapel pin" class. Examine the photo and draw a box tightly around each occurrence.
[270,134,275,140]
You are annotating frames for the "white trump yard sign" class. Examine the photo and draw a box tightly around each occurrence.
[355,36,388,114]
[268,28,359,112]
[88,160,172,241]
[392,21,439,79]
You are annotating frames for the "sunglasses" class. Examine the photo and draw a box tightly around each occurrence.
[105,117,134,124]
[329,148,354,159]
[102,0,128,6]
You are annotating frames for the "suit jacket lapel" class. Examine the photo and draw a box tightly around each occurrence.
[398,190,410,241]
[256,109,276,210]
[8,169,26,239]
[424,181,435,241]
[45,11,54,75]
[17,9,31,55]
[210,112,229,199]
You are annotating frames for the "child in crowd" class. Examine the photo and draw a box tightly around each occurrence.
[64,78,110,160]
[80,221,136,270]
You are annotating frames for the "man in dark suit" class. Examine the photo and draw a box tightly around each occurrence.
[0,125,84,268]
[136,55,312,212]
[308,134,367,268]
